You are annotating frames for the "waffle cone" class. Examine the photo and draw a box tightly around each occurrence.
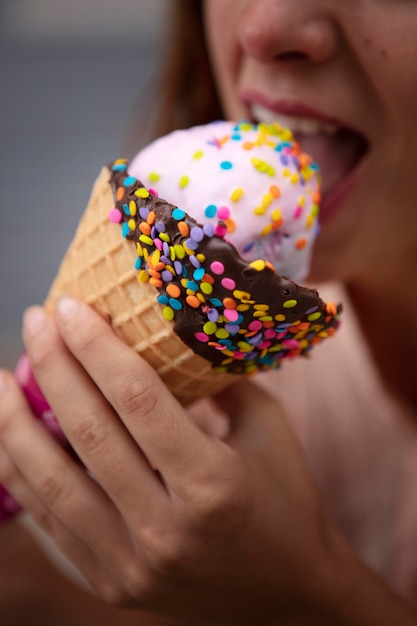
[44,167,235,405]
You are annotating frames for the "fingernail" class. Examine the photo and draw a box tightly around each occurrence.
[56,296,81,320]
[23,306,47,336]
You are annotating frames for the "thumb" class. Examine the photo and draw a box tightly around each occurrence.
[212,379,286,448]
[213,380,318,501]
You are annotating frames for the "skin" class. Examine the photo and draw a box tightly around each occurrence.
[1,0,417,623]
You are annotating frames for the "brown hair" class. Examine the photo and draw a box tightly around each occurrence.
[127,0,223,153]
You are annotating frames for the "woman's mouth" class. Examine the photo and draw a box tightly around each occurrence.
[249,102,370,224]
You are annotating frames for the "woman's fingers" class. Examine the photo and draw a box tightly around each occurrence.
[22,306,167,525]
[0,441,122,600]
[51,297,220,492]
[0,369,137,578]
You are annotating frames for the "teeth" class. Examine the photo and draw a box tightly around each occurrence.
[250,103,339,136]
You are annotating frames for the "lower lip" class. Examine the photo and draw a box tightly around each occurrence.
[319,154,369,225]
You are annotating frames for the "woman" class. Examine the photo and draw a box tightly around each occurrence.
[1,1,417,623]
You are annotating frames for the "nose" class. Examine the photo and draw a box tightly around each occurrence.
[238,0,340,65]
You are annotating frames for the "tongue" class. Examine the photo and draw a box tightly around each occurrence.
[295,131,365,195]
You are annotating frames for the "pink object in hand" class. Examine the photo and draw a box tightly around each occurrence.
[0,353,70,524]
[14,353,67,443]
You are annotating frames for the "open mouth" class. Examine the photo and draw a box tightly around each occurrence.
[250,103,369,220]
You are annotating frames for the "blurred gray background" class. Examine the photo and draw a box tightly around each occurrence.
[0,0,168,368]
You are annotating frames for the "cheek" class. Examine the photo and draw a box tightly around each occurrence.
[350,6,417,125]
[203,1,242,106]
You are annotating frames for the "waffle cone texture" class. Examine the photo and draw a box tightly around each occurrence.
[44,167,235,405]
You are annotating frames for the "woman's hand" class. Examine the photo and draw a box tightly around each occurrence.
[0,297,411,626]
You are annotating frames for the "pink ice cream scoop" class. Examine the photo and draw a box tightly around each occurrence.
[129,120,321,282]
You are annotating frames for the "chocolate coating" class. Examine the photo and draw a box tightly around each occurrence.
[109,161,342,374]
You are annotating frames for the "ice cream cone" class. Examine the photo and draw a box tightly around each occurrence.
[44,167,235,406]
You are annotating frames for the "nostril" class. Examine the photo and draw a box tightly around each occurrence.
[278,50,309,61]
